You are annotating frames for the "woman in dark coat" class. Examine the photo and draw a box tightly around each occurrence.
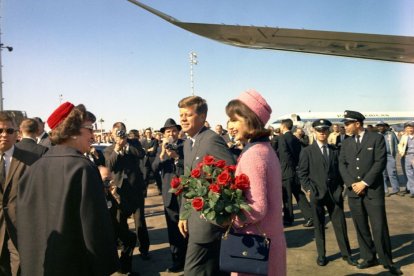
[17,102,119,276]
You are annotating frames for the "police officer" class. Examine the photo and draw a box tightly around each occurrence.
[339,110,402,275]
[298,119,357,267]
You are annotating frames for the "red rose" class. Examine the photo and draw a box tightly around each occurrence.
[234,174,250,190]
[192,197,204,211]
[196,162,204,169]
[191,168,201,178]
[209,183,221,193]
[217,170,231,185]
[203,155,215,165]
[170,177,181,189]
[226,165,237,172]
[215,160,226,168]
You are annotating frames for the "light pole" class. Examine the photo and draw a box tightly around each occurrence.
[189,51,198,96]
[0,43,13,111]
[59,94,63,104]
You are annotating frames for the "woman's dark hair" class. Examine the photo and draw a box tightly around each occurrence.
[50,104,96,145]
[225,99,270,140]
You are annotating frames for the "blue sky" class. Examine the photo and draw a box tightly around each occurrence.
[2,0,413,131]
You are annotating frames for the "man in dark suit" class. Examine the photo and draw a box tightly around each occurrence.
[33,117,52,148]
[298,119,357,267]
[104,122,151,260]
[335,125,349,150]
[0,113,43,276]
[141,128,162,194]
[86,145,105,166]
[277,119,313,227]
[177,96,235,276]
[152,118,187,273]
[16,118,48,157]
[339,110,402,275]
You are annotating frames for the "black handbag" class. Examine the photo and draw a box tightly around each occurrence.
[219,223,271,275]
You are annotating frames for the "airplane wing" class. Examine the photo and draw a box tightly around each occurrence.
[128,0,414,64]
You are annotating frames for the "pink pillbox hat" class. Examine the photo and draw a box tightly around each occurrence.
[237,89,272,125]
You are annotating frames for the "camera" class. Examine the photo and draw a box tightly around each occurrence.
[116,129,127,138]
[165,143,178,151]
[103,179,112,188]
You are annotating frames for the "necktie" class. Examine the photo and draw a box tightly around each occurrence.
[322,145,329,164]
[0,153,6,189]
[356,135,361,151]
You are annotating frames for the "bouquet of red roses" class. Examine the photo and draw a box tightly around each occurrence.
[169,155,252,226]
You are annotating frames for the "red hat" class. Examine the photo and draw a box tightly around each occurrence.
[47,102,75,129]
[238,89,272,125]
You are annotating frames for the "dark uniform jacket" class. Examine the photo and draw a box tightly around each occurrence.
[152,139,184,208]
[277,131,302,180]
[141,138,159,167]
[298,142,344,203]
[339,131,387,199]
[180,127,235,243]
[16,138,48,157]
[17,145,119,276]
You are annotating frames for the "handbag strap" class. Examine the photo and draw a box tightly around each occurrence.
[223,220,270,247]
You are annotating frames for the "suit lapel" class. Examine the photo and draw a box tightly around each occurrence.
[312,143,327,170]
[4,156,22,192]
[357,133,369,154]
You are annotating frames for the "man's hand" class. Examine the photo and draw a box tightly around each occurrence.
[178,220,188,238]
[352,181,367,195]
[114,136,127,152]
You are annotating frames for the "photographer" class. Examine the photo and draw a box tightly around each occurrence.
[104,122,150,260]
[152,119,187,273]
[99,166,137,275]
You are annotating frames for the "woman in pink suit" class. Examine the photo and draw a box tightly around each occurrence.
[225,89,286,276]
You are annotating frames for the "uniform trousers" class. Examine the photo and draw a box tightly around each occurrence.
[184,239,228,276]
[404,154,414,195]
[348,196,393,266]
[282,177,312,223]
[383,154,400,193]
[310,192,351,258]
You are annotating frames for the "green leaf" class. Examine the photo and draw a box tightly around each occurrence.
[198,186,208,196]
[224,205,234,213]
[237,211,247,221]
[215,200,224,212]
[184,167,191,176]
[185,191,197,198]
[239,203,252,211]
[206,210,216,221]
[179,209,191,220]
[236,189,242,198]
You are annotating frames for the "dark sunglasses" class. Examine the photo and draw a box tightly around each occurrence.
[0,128,16,134]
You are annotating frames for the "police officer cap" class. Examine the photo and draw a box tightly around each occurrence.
[312,119,332,130]
[341,110,365,123]
[375,120,388,127]
[404,121,414,128]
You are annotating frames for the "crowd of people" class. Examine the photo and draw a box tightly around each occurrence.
[0,91,412,275]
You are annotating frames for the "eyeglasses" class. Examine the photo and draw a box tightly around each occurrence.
[0,128,16,135]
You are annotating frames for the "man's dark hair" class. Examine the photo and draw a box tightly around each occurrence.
[281,119,293,130]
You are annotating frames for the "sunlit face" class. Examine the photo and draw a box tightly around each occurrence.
[164,127,179,141]
[227,121,236,137]
[229,114,249,143]
[315,128,329,143]
[145,130,152,139]
[215,125,223,134]
[332,124,339,133]
[344,121,361,135]
[406,126,414,136]
[76,120,95,154]
[179,105,206,137]
[0,120,17,152]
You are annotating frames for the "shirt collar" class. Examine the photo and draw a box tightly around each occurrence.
[2,145,15,157]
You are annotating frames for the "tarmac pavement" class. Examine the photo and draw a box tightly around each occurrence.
[114,183,414,276]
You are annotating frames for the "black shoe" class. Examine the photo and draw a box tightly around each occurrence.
[383,265,403,275]
[283,221,293,227]
[303,218,314,228]
[167,263,184,273]
[128,272,141,276]
[357,259,379,269]
[316,256,328,266]
[410,194,414,198]
[140,253,151,260]
[385,192,391,197]
[342,256,358,266]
